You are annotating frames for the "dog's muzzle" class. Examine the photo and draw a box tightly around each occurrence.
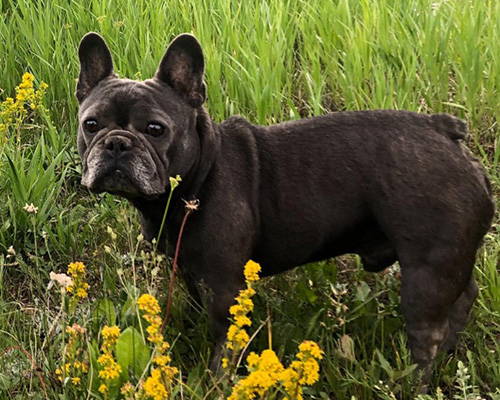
[81,131,163,197]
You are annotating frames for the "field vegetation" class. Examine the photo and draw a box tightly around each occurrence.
[0,0,498,398]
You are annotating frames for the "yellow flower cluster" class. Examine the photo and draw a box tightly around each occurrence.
[243,260,261,282]
[228,341,323,400]
[142,369,169,400]
[281,340,324,399]
[228,349,284,399]
[55,323,88,386]
[225,261,261,353]
[66,261,90,300]
[137,293,161,316]
[0,72,48,136]
[97,325,122,395]
[137,294,178,400]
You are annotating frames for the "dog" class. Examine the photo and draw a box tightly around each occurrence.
[76,32,494,388]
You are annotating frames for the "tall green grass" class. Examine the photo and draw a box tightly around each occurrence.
[1,0,498,133]
[0,0,498,398]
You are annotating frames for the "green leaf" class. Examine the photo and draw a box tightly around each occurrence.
[355,281,371,303]
[296,280,318,304]
[120,297,135,321]
[96,298,116,325]
[376,349,394,381]
[115,326,151,379]
[393,363,418,381]
[305,308,325,338]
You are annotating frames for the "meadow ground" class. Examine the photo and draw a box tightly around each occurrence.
[0,0,498,399]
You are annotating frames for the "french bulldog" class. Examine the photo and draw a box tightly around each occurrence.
[76,32,494,388]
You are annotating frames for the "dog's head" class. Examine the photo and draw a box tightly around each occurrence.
[76,33,207,199]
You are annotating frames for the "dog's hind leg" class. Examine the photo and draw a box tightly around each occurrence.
[399,253,471,393]
[441,277,478,353]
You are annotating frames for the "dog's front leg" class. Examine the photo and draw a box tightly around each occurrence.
[179,198,256,371]
[206,286,243,371]
[180,251,247,372]
[186,260,247,372]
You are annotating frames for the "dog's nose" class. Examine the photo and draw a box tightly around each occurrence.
[104,135,133,155]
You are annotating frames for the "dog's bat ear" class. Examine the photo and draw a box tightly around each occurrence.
[156,34,206,108]
[76,32,114,102]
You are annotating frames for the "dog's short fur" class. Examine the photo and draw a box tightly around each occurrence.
[76,32,494,387]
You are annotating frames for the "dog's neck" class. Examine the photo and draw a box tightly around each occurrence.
[130,106,220,251]
[184,107,221,201]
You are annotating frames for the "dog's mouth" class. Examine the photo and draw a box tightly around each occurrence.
[88,167,136,195]
[82,159,165,199]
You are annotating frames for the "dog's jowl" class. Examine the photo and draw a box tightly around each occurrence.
[75,32,494,387]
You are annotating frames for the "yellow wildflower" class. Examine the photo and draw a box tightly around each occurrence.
[98,359,122,380]
[228,349,284,399]
[55,367,63,382]
[55,323,88,385]
[159,365,178,381]
[297,340,324,360]
[229,340,323,399]
[224,261,261,357]
[299,359,320,385]
[153,355,171,366]
[137,293,161,315]
[68,261,85,275]
[0,72,48,138]
[234,314,252,328]
[243,260,261,282]
[138,293,178,398]
[102,325,120,341]
[97,325,122,385]
[226,325,250,350]
[146,321,165,345]
[80,362,89,373]
[279,340,323,397]
[246,352,260,367]
[66,262,90,305]
[143,368,168,400]
[64,362,71,373]
[98,383,108,393]
[279,368,302,399]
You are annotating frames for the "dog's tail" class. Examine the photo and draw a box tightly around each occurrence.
[430,113,468,141]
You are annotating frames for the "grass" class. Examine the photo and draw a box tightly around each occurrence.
[0,0,498,398]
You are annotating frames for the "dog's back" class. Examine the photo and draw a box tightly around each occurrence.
[216,110,494,275]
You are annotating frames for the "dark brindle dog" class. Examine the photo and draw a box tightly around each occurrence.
[76,32,494,388]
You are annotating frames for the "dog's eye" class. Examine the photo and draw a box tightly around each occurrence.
[145,122,164,137]
[84,119,99,133]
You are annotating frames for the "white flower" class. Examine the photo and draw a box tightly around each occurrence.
[49,272,73,289]
[23,203,38,214]
[7,246,16,256]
